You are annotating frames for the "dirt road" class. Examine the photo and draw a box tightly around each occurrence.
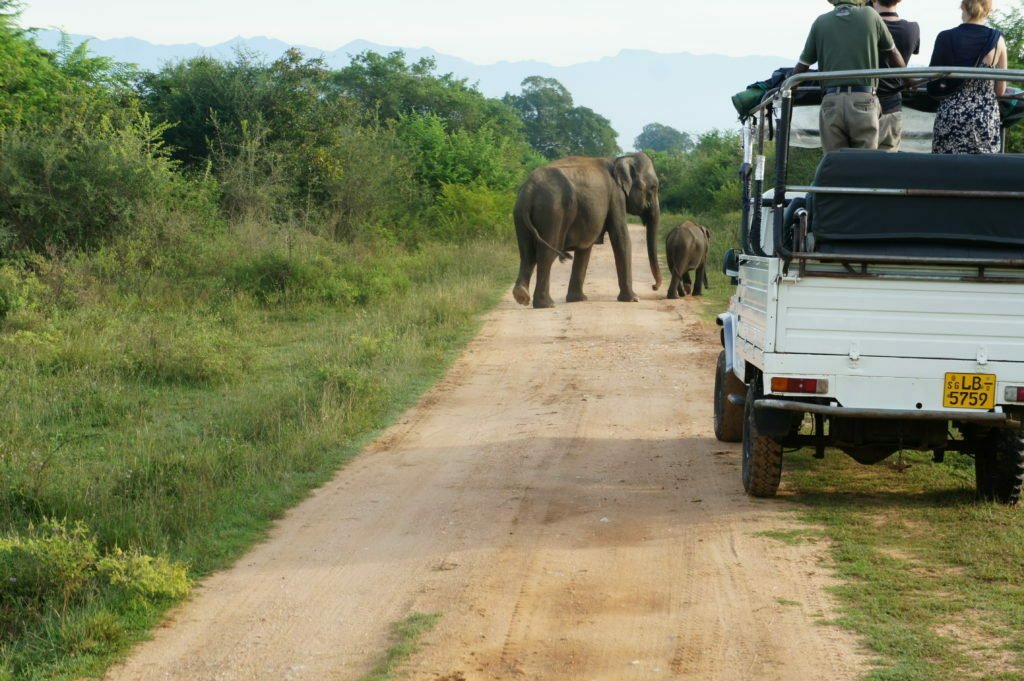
[106,226,866,681]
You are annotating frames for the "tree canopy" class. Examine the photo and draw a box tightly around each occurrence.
[333,50,520,133]
[503,76,619,159]
[634,123,694,154]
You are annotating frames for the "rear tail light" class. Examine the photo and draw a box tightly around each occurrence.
[1005,386,1024,403]
[771,377,829,395]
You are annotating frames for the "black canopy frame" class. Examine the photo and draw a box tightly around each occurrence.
[737,67,1024,274]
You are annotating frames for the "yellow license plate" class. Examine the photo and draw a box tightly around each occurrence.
[943,373,997,409]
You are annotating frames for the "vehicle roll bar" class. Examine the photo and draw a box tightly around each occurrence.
[751,67,1024,261]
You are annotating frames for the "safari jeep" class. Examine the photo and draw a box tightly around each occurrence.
[715,67,1024,503]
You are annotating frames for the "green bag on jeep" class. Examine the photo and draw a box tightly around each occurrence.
[731,84,768,119]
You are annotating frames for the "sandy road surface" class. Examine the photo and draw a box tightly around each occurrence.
[106,226,866,681]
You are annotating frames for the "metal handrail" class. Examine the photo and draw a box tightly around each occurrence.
[790,252,1024,268]
[787,185,1024,200]
[747,66,1024,116]
[751,67,1024,260]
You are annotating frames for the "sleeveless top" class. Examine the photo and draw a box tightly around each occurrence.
[930,25,1002,154]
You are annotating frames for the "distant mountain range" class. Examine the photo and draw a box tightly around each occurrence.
[32,29,791,149]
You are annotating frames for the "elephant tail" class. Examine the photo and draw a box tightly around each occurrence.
[517,201,572,263]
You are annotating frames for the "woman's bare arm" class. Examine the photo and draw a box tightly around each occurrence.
[994,36,1008,97]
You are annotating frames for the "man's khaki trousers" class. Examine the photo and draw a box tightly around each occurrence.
[819,91,881,152]
[878,110,903,152]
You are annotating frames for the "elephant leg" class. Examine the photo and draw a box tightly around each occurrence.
[513,228,536,307]
[566,246,593,302]
[682,272,692,297]
[667,272,681,300]
[605,220,638,302]
[693,264,706,296]
[532,247,557,309]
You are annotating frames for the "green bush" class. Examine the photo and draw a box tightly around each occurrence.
[301,124,422,242]
[228,251,355,304]
[427,183,513,242]
[0,519,98,639]
[0,519,190,642]
[0,263,46,321]
[229,250,411,307]
[0,114,188,253]
[393,112,521,194]
[36,313,247,386]
[120,316,247,386]
[97,549,190,601]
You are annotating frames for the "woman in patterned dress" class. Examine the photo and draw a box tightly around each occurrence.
[930,0,1008,153]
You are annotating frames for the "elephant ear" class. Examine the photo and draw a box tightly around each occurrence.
[614,156,636,195]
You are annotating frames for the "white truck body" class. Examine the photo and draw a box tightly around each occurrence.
[724,254,1024,416]
[716,65,1024,502]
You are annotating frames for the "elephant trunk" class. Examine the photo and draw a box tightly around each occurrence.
[644,202,662,291]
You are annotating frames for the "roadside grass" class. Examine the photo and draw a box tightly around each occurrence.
[0,230,515,680]
[771,448,1024,681]
[357,613,441,681]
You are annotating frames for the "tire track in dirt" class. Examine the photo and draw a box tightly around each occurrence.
[105,226,867,681]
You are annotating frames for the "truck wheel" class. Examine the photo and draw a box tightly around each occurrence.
[974,426,1024,504]
[742,379,783,497]
[714,350,744,442]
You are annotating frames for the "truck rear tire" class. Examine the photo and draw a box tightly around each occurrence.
[742,379,783,497]
[974,426,1024,504]
[714,350,744,442]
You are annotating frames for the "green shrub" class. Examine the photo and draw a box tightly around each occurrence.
[427,183,513,242]
[229,251,312,303]
[228,251,355,304]
[393,112,521,193]
[120,316,247,386]
[0,519,98,639]
[302,124,422,242]
[317,364,388,427]
[214,119,288,221]
[97,549,190,601]
[229,250,410,307]
[0,114,187,253]
[0,519,190,643]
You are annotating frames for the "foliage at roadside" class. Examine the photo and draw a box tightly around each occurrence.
[771,451,1024,680]
[991,5,1024,152]
[0,5,547,678]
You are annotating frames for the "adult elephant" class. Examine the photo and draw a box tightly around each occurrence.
[512,153,662,309]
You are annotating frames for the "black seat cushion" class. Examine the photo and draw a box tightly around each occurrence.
[809,151,1024,256]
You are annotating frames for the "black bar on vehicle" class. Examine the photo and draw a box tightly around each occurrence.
[755,399,1016,426]
[790,252,1024,268]
[745,65,1024,118]
[788,185,1024,200]
[772,96,793,260]
[747,109,769,256]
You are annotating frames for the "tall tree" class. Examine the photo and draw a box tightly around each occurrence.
[634,123,694,154]
[991,5,1024,152]
[333,50,519,133]
[503,76,619,159]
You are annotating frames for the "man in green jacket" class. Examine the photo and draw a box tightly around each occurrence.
[792,0,906,152]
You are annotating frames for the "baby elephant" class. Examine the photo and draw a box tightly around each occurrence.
[665,221,711,299]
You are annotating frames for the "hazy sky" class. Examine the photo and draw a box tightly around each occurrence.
[19,0,991,65]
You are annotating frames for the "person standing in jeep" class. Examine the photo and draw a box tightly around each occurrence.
[872,0,921,151]
[792,0,906,152]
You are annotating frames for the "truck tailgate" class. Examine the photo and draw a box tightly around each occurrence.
[775,275,1024,362]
